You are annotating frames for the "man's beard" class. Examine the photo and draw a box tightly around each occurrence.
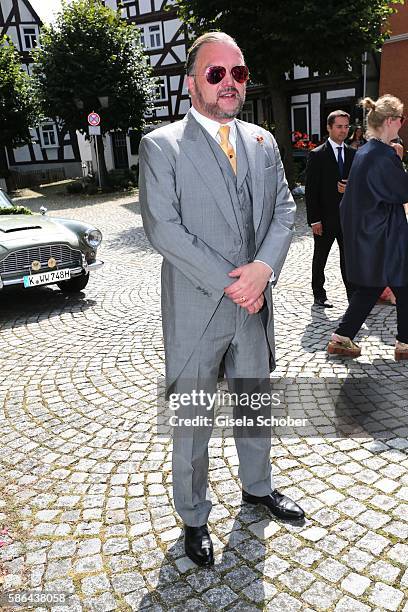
[195,84,245,119]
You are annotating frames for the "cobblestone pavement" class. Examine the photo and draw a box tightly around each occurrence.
[1,189,408,611]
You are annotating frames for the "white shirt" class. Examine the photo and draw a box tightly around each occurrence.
[190,106,237,150]
[328,137,344,162]
[190,106,274,281]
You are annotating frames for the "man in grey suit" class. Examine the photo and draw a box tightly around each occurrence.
[140,32,304,567]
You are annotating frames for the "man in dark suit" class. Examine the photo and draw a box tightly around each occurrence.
[305,110,356,307]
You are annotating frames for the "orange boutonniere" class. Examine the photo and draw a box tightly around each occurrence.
[256,135,264,144]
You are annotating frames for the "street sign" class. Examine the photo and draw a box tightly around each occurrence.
[88,112,101,126]
[89,125,101,136]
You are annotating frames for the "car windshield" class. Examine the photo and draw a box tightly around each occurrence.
[0,190,14,210]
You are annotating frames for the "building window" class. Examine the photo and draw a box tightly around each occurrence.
[291,105,309,137]
[21,26,38,50]
[154,77,167,101]
[40,123,58,147]
[139,22,163,50]
[240,101,254,124]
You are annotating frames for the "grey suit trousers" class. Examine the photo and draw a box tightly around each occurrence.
[171,295,276,526]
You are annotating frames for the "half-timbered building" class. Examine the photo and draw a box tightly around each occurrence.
[98,0,190,170]
[0,0,81,187]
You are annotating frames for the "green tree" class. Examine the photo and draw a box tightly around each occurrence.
[175,0,402,184]
[33,0,156,186]
[0,36,39,177]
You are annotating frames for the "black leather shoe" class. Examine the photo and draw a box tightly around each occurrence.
[314,297,333,308]
[184,524,214,567]
[242,489,305,521]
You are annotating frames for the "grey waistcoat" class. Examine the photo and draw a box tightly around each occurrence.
[201,127,256,267]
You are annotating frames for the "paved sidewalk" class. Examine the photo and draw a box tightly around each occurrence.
[0,190,407,611]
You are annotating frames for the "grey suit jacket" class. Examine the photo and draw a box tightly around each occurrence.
[139,110,296,389]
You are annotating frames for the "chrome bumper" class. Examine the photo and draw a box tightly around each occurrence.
[0,260,104,289]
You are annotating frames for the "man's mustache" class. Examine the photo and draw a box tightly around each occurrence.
[217,87,240,98]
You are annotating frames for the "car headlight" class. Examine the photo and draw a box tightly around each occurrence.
[84,228,102,248]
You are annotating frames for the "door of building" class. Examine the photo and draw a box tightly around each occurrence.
[112,132,129,169]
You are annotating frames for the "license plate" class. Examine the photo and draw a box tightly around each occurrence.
[23,269,71,288]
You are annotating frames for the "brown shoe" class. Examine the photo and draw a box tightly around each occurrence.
[395,340,408,361]
[327,334,361,357]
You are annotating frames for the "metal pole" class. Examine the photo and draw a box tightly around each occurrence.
[94,135,101,188]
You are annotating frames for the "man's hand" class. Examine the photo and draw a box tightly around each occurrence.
[245,293,264,314]
[337,179,347,194]
[224,261,271,307]
[312,222,323,236]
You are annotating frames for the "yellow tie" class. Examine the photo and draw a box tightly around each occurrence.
[218,125,237,174]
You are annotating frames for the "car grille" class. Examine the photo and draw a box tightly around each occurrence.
[0,244,82,277]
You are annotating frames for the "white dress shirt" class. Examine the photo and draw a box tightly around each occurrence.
[328,137,344,162]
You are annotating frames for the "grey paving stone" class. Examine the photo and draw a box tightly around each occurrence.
[81,574,111,596]
[291,547,322,567]
[316,558,349,583]
[73,554,104,574]
[341,546,375,571]
[242,579,277,603]
[83,592,117,611]
[315,534,348,555]
[334,595,371,612]
[257,554,290,578]
[102,537,129,555]
[301,580,342,609]
[202,585,238,608]
[278,568,315,592]
[357,531,390,555]
[76,538,102,557]
[224,564,258,588]
[111,571,145,594]
[368,560,401,582]
[356,509,391,529]
[158,582,194,605]
[266,592,302,611]
[368,582,404,611]
[341,572,371,596]
[386,543,408,565]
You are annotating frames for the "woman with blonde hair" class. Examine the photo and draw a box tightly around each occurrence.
[327,94,408,360]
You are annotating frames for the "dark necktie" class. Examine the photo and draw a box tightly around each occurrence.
[337,146,344,179]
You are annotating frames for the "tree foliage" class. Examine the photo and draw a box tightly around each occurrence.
[175,0,402,183]
[0,36,39,148]
[175,0,401,86]
[32,0,156,137]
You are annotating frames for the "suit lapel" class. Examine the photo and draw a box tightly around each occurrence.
[236,121,264,233]
[178,112,241,236]
[325,141,343,178]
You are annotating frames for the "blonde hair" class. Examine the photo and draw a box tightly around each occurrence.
[362,94,403,137]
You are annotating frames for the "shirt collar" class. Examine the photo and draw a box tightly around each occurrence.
[328,137,344,151]
[190,106,237,141]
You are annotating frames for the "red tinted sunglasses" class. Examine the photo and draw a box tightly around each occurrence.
[199,65,249,85]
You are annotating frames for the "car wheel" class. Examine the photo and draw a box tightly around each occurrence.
[57,272,90,293]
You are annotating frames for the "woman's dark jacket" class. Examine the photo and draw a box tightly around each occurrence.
[340,138,408,286]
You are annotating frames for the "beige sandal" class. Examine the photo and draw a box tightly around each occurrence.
[395,340,408,361]
[327,334,361,357]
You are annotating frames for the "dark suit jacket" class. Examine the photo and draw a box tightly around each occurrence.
[340,138,408,287]
[305,140,355,229]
